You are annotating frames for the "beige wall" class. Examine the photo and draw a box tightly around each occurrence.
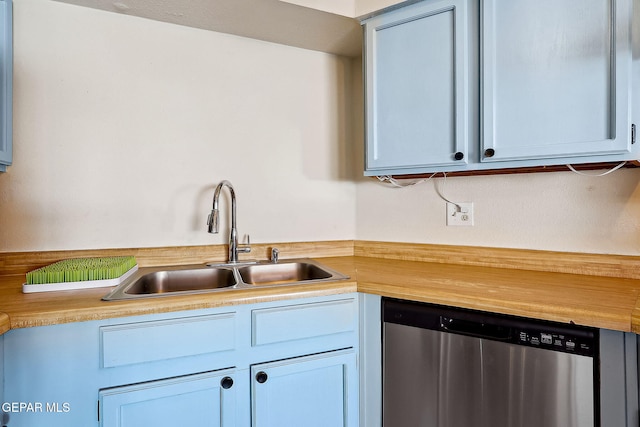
[279,0,405,17]
[281,0,356,17]
[1,0,639,256]
[355,168,640,255]
[0,0,357,252]
[355,0,405,16]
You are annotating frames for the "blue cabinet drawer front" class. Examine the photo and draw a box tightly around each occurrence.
[252,298,356,346]
[101,313,236,368]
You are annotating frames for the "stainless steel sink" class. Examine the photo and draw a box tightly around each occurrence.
[238,262,332,285]
[125,268,236,295]
[102,259,349,301]
[102,265,238,300]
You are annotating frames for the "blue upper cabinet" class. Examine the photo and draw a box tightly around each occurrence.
[362,0,636,176]
[0,0,12,172]
[364,0,472,175]
[481,0,632,164]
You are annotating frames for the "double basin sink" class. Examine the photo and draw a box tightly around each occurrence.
[102,258,349,301]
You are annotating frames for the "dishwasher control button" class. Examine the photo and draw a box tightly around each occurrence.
[530,336,540,345]
[519,332,528,342]
[540,333,553,345]
[566,341,576,350]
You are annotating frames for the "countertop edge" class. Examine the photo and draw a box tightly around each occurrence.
[0,312,9,335]
[4,280,358,330]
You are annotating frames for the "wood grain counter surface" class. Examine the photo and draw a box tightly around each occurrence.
[354,256,640,332]
[1,243,640,334]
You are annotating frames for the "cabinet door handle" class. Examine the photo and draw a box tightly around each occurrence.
[484,148,495,158]
[454,152,464,161]
[255,371,268,384]
[221,376,234,389]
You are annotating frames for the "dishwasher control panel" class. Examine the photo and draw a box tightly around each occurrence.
[383,297,598,359]
[516,328,596,357]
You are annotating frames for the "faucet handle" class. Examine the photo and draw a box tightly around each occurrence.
[238,234,251,254]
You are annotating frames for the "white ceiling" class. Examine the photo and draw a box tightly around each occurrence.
[51,0,363,57]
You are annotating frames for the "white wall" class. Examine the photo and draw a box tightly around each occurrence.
[0,0,357,252]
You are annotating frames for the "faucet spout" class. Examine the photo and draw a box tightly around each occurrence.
[207,180,251,263]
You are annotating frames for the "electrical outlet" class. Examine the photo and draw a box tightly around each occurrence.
[446,202,474,226]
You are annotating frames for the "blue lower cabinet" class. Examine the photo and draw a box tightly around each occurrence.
[251,349,358,427]
[1,294,359,427]
[99,369,237,427]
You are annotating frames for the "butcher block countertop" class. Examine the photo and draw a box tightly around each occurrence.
[2,241,640,334]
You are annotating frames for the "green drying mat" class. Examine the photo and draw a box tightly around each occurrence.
[23,256,138,293]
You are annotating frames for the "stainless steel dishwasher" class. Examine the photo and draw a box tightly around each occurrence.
[383,298,599,427]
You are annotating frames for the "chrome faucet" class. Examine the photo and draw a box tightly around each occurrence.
[207,180,251,263]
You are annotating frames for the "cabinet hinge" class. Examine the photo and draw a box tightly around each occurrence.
[632,124,636,144]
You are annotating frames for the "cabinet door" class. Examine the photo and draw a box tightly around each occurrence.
[251,349,358,427]
[99,370,237,427]
[481,0,632,163]
[0,335,3,421]
[0,0,11,172]
[364,0,470,175]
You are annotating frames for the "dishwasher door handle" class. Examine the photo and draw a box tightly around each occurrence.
[440,316,513,341]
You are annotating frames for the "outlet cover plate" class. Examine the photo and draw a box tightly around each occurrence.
[446,202,474,226]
